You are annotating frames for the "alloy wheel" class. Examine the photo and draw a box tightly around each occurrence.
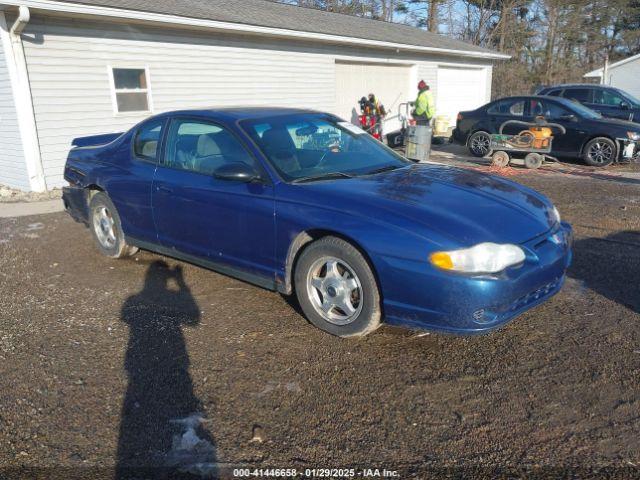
[306,256,363,325]
[587,141,614,165]
[470,133,491,156]
[93,206,117,248]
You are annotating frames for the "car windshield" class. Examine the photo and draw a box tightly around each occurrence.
[240,113,410,182]
[556,97,602,119]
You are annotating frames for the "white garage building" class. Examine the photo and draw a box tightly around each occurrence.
[0,0,507,192]
[584,53,640,99]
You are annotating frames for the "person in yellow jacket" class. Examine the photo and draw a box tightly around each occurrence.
[412,80,435,125]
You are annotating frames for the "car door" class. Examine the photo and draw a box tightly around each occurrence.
[537,99,588,156]
[485,98,529,135]
[152,117,276,281]
[107,117,165,242]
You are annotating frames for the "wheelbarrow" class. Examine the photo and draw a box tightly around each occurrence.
[487,118,567,169]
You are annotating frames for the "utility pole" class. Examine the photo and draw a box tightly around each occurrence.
[602,54,609,85]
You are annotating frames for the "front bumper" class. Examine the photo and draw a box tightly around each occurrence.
[616,138,639,161]
[379,222,573,335]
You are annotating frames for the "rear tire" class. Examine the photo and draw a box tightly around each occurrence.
[294,236,381,338]
[468,131,492,157]
[583,137,616,167]
[88,191,138,259]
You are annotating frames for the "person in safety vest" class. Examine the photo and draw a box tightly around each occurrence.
[368,93,386,118]
[412,80,435,125]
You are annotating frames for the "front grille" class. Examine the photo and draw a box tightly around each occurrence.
[508,278,561,312]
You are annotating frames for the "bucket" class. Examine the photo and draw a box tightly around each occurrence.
[433,115,450,136]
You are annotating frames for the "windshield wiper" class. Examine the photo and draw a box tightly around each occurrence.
[291,172,354,184]
[364,165,403,175]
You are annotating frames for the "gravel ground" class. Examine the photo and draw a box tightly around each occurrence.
[0,165,639,479]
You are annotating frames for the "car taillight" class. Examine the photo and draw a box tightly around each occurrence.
[457,113,463,121]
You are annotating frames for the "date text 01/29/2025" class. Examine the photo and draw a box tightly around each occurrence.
[232,468,400,477]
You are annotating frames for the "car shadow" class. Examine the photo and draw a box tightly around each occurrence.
[115,260,217,479]
[569,230,640,314]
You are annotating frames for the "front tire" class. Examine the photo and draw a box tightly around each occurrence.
[583,137,616,167]
[294,237,381,337]
[88,191,138,258]
[468,131,492,157]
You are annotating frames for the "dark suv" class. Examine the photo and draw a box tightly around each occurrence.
[537,84,640,123]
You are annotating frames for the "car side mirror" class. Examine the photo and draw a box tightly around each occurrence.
[214,162,261,183]
[559,114,577,122]
[620,101,631,110]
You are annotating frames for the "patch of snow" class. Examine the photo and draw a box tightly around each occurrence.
[166,413,217,478]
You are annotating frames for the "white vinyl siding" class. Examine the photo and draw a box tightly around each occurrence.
[18,14,493,189]
[608,60,640,99]
[21,16,335,188]
[0,16,29,190]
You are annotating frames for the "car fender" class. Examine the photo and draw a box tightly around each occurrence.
[274,200,447,298]
[467,124,493,142]
[279,228,386,296]
[579,134,618,158]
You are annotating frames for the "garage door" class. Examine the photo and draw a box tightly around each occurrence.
[436,66,488,130]
[334,61,412,134]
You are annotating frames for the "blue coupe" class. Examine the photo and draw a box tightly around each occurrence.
[63,108,573,337]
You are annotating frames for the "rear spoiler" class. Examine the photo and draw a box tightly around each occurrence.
[71,132,123,148]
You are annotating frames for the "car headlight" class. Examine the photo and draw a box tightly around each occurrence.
[430,242,526,274]
[627,131,640,141]
[551,205,561,224]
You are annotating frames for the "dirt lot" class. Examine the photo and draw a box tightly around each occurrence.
[1,162,639,479]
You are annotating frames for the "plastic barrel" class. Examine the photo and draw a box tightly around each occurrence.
[405,125,432,162]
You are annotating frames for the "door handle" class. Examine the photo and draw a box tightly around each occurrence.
[156,185,173,193]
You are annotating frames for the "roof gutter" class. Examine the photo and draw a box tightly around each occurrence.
[1,0,510,60]
[9,3,29,34]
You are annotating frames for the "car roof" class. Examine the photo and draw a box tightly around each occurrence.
[152,107,327,122]
[540,83,616,90]
[489,95,581,109]
[492,95,561,101]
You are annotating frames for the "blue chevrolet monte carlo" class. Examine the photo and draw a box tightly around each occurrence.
[63,108,573,337]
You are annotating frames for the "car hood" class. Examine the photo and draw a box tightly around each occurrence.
[295,164,556,246]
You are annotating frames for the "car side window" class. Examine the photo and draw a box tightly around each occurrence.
[529,99,544,117]
[592,89,625,106]
[133,119,164,161]
[509,101,525,116]
[163,119,255,175]
[547,89,563,97]
[563,88,592,103]
[540,101,571,120]
[487,99,525,116]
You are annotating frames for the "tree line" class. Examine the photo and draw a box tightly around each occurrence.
[277,0,640,98]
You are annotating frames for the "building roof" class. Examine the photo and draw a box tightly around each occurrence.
[584,53,640,78]
[19,0,507,59]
